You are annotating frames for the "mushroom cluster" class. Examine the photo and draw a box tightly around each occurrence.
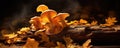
[30,5,69,35]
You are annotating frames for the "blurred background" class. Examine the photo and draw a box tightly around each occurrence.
[0,0,120,33]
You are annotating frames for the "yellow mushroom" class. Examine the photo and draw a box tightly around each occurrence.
[36,4,49,12]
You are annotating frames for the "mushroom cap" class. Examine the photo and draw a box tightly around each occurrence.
[40,10,57,24]
[53,13,69,27]
[57,13,69,20]
[41,10,57,19]
[29,16,41,24]
[36,4,49,12]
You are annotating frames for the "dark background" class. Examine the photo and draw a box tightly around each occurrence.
[0,0,120,32]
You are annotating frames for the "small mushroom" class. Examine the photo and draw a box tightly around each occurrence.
[36,4,49,12]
